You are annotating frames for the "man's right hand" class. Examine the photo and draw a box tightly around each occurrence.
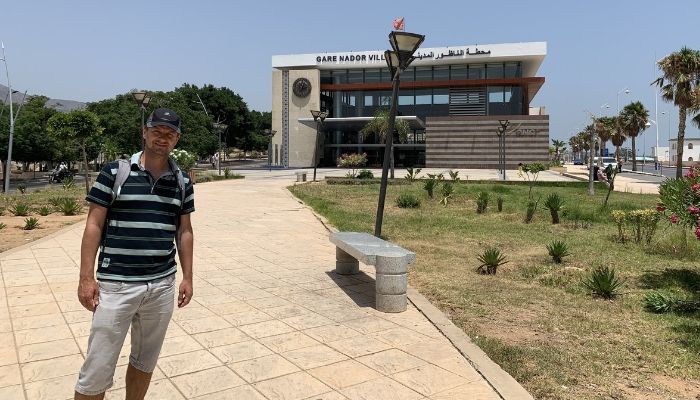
[78,278,100,312]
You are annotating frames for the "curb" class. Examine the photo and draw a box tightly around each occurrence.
[288,188,533,399]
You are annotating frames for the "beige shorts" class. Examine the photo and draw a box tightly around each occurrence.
[75,274,176,396]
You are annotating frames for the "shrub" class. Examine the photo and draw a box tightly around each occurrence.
[448,170,460,182]
[9,203,30,216]
[582,267,624,299]
[23,217,40,230]
[356,169,374,179]
[198,175,213,183]
[17,183,27,194]
[170,148,197,172]
[476,191,489,214]
[56,198,81,215]
[544,193,564,224]
[396,193,421,208]
[405,167,421,183]
[547,240,570,264]
[223,167,231,179]
[644,291,700,313]
[0,222,6,230]
[62,176,75,190]
[525,200,538,223]
[36,206,52,216]
[423,178,438,198]
[611,210,627,242]
[627,209,660,245]
[439,182,454,206]
[476,247,508,275]
[337,153,367,178]
[497,196,504,212]
[519,162,547,200]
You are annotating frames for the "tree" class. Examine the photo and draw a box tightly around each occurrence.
[608,116,626,159]
[619,101,650,172]
[594,116,616,159]
[47,110,103,194]
[360,109,411,176]
[551,139,566,162]
[653,47,700,179]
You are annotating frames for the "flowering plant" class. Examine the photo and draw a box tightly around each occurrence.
[170,148,197,172]
[337,153,368,178]
[658,164,700,239]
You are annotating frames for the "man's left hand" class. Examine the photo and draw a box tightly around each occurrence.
[178,279,193,308]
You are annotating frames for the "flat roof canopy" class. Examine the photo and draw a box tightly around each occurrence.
[298,116,426,131]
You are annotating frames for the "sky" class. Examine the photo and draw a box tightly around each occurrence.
[1,0,699,155]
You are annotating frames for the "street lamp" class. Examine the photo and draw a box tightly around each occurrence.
[616,88,630,114]
[496,120,510,180]
[1,42,14,193]
[212,122,227,176]
[374,30,424,238]
[310,110,327,182]
[131,90,151,133]
[263,128,277,171]
[662,111,672,166]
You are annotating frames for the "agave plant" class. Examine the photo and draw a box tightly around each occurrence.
[524,200,538,223]
[544,193,564,224]
[448,170,460,182]
[9,203,30,217]
[56,198,82,216]
[476,247,508,275]
[424,178,438,198]
[17,183,27,194]
[476,191,489,214]
[0,222,6,230]
[497,196,504,212]
[546,240,570,264]
[404,167,421,183]
[23,217,40,230]
[439,182,454,206]
[36,206,52,216]
[583,267,625,299]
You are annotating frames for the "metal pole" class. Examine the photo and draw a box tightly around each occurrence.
[218,129,222,176]
[588,125,595,195]
[374,71,401,238]
[2,44,14,194]
[313,120,319,182]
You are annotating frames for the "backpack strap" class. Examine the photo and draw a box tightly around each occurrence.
[110,160,132,205]
[167,158,187,211]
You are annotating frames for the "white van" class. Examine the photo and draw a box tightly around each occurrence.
[593,157,618,169]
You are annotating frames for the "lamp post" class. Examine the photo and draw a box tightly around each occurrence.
[374,30,424,238]
[616,88,630,114]
[1,42,14,193]
[131,90,151,133]
[263,128,277,171]
[662,111,671,166]
[310,110,327,182]
[497,120,509,180]
[213,122,227,176]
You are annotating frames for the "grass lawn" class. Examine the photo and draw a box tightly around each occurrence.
[290,179,700,400]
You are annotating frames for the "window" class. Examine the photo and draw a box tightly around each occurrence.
[486,63,504,79]
[415,89,431,105]
[364,96,374,106]
[320,71,332,84]
[433,66,449,81]
[450,65,468,80]
[672,143,676,149]
[414,67,432,81]
[488,86,505,103]
[504,62,521,78]
[399,94,415,105]
[690,157,694,162]
[332,70,347,84]
[433,88,449,104]
[689,143,694,150]
[347,70,363,84]
[364,69,380,83]
[468,64,485,79]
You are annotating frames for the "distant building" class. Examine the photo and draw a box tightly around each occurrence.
[271,41,549,168]
[669,138,700,165]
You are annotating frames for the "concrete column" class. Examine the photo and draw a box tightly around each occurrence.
[374,255,408,313]
[335,248,359,275]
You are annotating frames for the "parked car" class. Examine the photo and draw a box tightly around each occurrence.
[593,157,619,169]
[573,159,584,165]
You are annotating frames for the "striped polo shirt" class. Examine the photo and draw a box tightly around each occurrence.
[86,152,195,282]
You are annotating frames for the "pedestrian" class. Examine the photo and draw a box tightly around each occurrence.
[74,108,195,400]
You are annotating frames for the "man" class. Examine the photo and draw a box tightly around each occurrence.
[74,108,195,400]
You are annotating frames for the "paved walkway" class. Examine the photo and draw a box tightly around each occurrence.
[562,165,661,194]
[0,174,518,399]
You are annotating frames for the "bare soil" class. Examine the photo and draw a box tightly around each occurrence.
[0,214,85,253]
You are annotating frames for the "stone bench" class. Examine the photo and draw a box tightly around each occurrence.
[329,232,416,313]
[295,171,307,182]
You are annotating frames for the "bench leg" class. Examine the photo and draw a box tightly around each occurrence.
[335,248,359,275]
[374,256,408,313]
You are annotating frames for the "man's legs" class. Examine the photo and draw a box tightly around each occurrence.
[125,275,176,399]
[125,363,153,400]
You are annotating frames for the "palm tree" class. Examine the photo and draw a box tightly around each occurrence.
[568,135,582,160]
[594,117,615,160]
[619,101,650,172]
[608,116,626,160]
[360,109,411,177]
[551,139,566,163]
[576,128,592,163]
[653,47,700,178]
